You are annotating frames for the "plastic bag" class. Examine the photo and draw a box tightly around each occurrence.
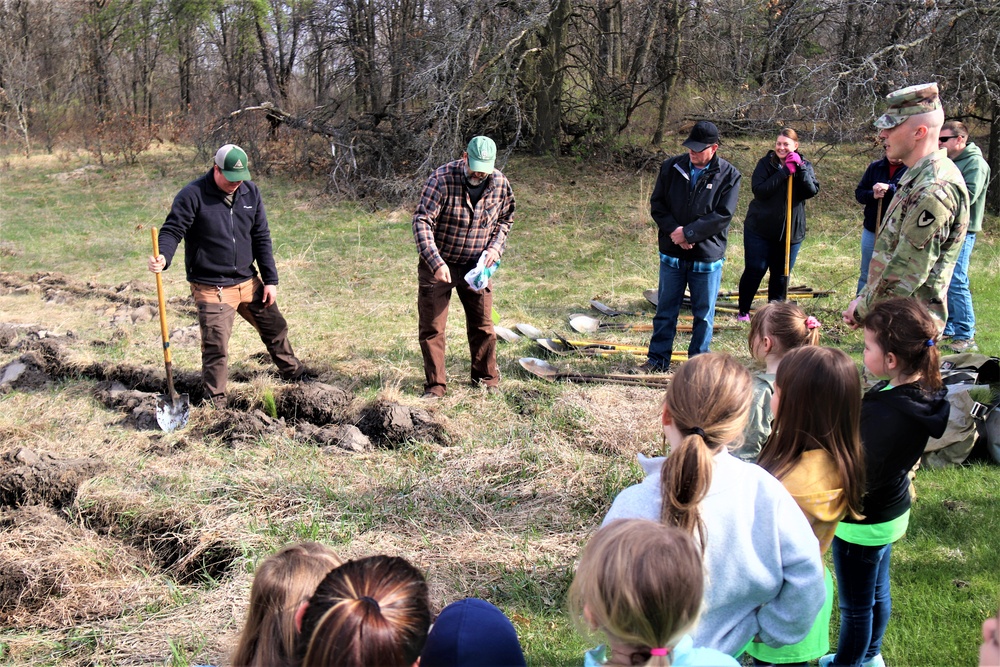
[464,251,500,292]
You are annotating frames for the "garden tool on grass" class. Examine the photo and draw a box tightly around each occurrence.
[151,227,190,432]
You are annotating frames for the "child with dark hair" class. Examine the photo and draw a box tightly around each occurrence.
[295,555,431,667]
[749,346,866,666]
[734,301,822,461]
[821,297,949,667]
[231,542,341,667]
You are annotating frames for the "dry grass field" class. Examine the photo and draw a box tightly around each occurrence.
[1,140,999,666]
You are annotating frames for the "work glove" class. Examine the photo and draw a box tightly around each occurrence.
[784,152,802,175]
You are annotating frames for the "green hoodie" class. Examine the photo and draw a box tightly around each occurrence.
[952,141,991,233]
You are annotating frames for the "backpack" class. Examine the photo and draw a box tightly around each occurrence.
[922,353,1000,468]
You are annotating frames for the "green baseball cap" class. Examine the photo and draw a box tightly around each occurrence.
[214,144,251,181]
[466,136,497,173]
[874,83,942,130]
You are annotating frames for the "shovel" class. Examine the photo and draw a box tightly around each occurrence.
[777,174,793,301]
[151,227,191,432]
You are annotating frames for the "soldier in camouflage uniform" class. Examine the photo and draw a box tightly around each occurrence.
[844,83,969,333]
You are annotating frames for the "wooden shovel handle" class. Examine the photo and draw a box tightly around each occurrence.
[151,228,172,365]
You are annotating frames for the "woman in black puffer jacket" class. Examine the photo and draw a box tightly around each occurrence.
[737,128,820,320]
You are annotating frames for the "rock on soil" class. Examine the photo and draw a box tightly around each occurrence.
[93,381,162,430]
[0,353,53,393]
[276,382,351,425]
[0,448,106,510]
[295,423,371,452]
[356,400,446,447]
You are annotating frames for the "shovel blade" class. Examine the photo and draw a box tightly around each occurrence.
[495,325,521,342]
[155,393,191,432]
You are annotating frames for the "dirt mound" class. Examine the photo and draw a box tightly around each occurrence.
[1,271,165,310]
[0,352,53,392]
[93,381,162,430]
[276,382,351,424]
[295,423,371,452]
[82,361,206,402]
[356,400,447,447]
[0,448,106,510]
[203,408,288,444]
[78,493,241,585]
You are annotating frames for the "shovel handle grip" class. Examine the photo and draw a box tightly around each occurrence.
[151,228,172,365]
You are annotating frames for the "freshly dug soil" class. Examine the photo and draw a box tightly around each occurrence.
[276,382,352,425]
[0,448,106,510]
[356,400,447,447]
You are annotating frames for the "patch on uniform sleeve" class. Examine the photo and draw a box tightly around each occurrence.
[902,189,952,249]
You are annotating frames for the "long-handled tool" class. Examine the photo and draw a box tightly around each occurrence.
[591,300,692,320]
[519,357,673,387]
[536,337,688,360]
[779,174,793,301]
[568,314,741,335]
[590,300,650,318]
[642,289,741,313]
[151,227,191,432]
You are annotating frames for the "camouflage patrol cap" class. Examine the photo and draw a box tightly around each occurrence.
[874,83,942,129]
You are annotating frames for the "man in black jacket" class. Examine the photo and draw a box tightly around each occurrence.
[644,121,742,371]
[148,144,308,406]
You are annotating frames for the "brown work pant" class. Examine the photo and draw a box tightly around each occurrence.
[417,259,498,396]
[191,278,302,400]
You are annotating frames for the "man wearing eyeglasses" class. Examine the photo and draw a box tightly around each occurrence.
[937,121,990,352]
[843,83,969,333]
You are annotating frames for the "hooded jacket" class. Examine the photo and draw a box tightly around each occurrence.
[651,153,742,262]
[744,150,819,244]
[951,141,991,233]
[846,381,949,525]
[158,169,278,287]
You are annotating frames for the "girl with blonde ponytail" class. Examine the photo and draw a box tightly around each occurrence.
[602,353,825,658]
[569,519,738,667]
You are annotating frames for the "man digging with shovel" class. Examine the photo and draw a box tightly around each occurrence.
[147,144,311,408]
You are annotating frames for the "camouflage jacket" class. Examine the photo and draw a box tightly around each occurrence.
[856,149,969,330]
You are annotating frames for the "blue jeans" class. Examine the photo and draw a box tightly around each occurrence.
[829,537,892,667]
[943,232,976,339]
[857,228,876,296]
[648,253,723,367]
[738,229,801,314]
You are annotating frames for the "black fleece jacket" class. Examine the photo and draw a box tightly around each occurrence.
[650,153,742,262]
[158,169,279,287]
[845,381,949,525]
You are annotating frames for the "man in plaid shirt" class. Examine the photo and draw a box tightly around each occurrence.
[412,136,516,399]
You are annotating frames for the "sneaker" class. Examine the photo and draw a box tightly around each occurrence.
[819,653,884,667]
[737,312,751,323]
[947,338,978,353]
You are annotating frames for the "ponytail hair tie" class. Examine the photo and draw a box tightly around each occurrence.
[359,596,381,611]
[805,316,821,330]
[926,338,936,347]
[650,647,671,656]
[687,427,706,439]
